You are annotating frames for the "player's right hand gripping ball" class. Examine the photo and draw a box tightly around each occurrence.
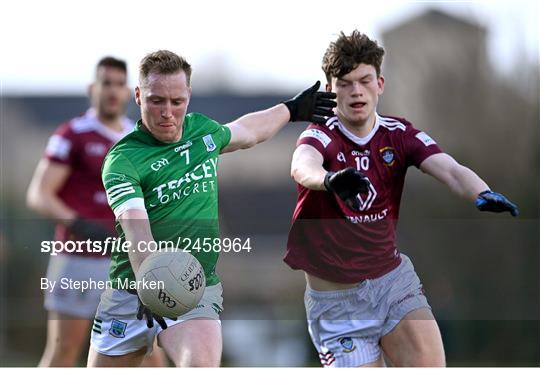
[283,81,337,124]
[324,168,370,211]
[475,190,519,216]
[126,289,175,330]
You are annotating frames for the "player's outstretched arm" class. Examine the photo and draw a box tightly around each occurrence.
[291,144,327,190]
[221,81,336,153]
[420,153,519,216]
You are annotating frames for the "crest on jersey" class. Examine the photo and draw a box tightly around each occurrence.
[337,152,346,162]
[339,337,356,353]
[109,319,127,338]
[379,146,395,166]
[203,134,216,152]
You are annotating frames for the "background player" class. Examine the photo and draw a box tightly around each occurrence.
[286,31,518,367]
[87,49,335,367]
[26,57,164,366]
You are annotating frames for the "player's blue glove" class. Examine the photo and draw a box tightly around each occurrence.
[324,168,370,211]
[127,289,176,330]
[283,81,337,124]
[475,190,519,217]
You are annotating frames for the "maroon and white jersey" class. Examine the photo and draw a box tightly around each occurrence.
[44,109,133,252]
[285,114,443,283]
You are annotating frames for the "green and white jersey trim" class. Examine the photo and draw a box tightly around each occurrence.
[113,197,145,218]
[106,182,136,204]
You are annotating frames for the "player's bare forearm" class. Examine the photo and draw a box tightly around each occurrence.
[291,144,327,191]
[292,165,326,191]
[222,104,290,153]
[421,153,488,201]
[447,164,489,201]
[118,209,154,273]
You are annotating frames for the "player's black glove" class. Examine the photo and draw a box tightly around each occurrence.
[283,81,337,124]
[475,190,519,216]
[126,289,176,330]
[324,168,370,211]
[68,217,113,241]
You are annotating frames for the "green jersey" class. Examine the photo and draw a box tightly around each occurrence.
[102,113,231,288]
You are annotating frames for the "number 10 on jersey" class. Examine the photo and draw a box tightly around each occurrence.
[355,156,369,171]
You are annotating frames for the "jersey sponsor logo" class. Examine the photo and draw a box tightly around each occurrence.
[150,157,218,206]
[351,149,370,156]
[85,142,107,156]
[174,141,193,152]
[299,129,332,148]
[150,158,170,172]
[355,180,377,211]
[346,208,389,224]
[108,319,127,338]
[45,135,72,160]
[339,337,357,353]
[342,164,376,211]
[106,182,136,203]
[379,146,395,166]
[415,131,436,146]
[203,135,217,152]
[339,169,377,211]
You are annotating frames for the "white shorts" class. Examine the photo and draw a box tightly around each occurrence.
[90,283,223,356]
[44,254,110,319]
[305,254,430,367]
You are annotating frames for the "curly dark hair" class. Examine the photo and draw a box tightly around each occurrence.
[322,31,385,83]
[139,50,192,86]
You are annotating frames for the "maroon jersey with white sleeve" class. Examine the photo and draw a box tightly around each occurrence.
[285,114,442,282]
[44,109,133,252]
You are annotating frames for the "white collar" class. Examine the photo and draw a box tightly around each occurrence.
[85,109,133,142]
[336,113,381,146]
